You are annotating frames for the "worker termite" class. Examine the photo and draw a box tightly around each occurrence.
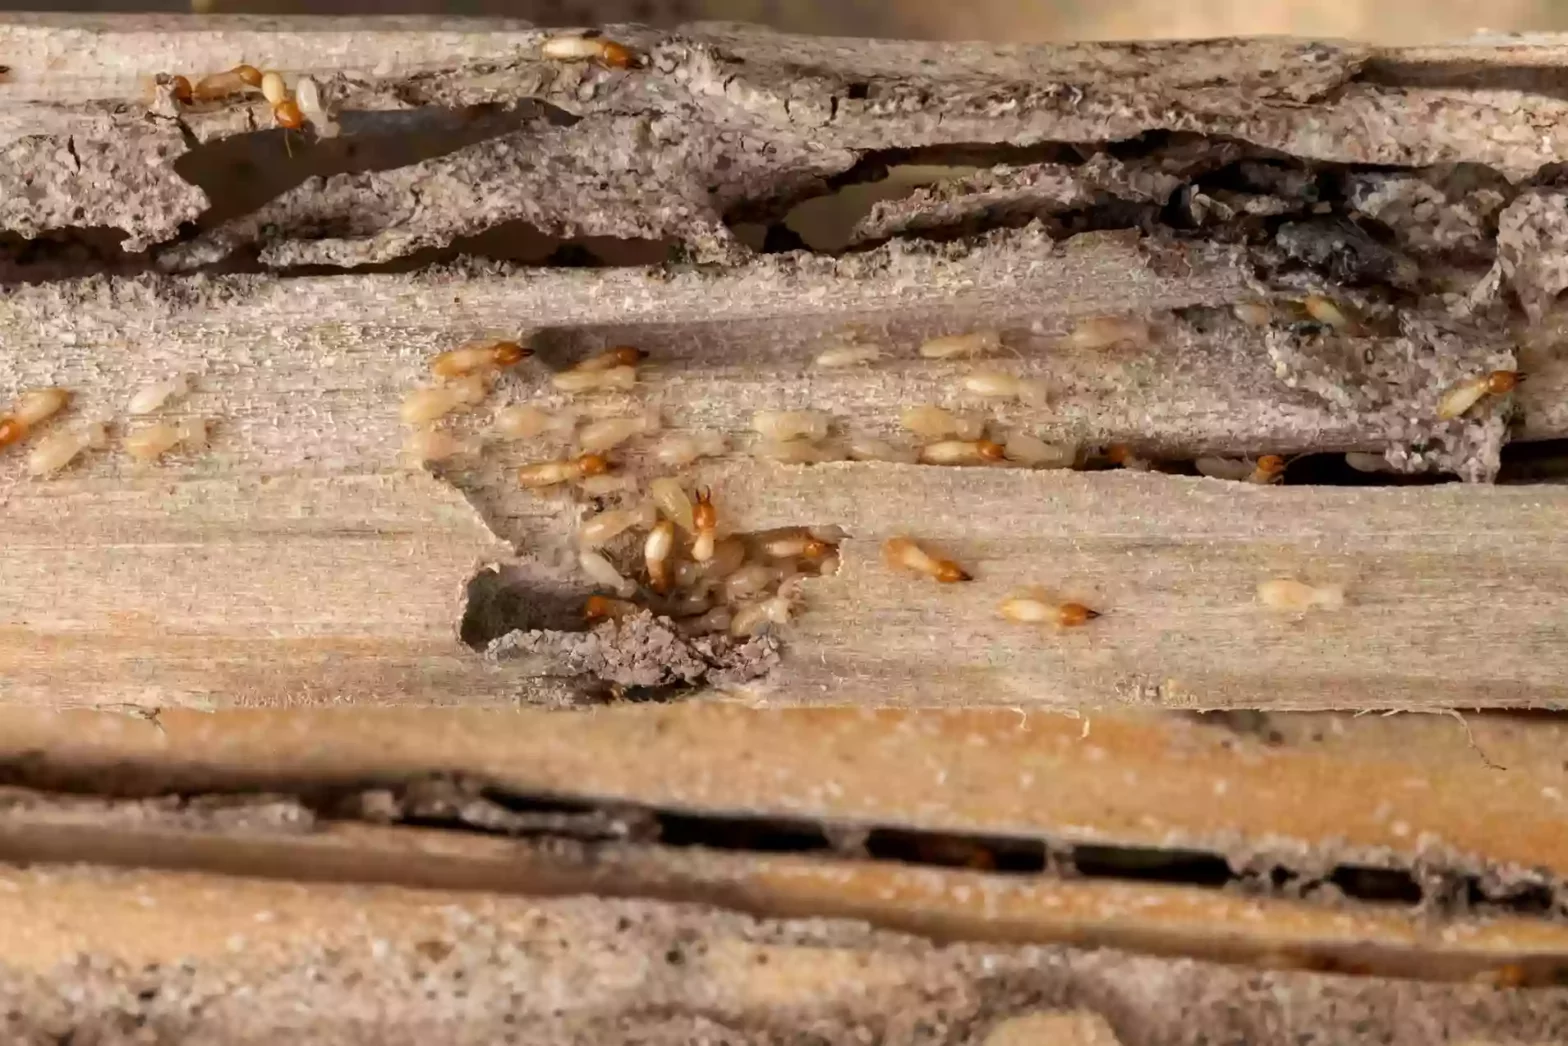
[753,439,844,464]
[128,375,193,415]
[431,339,530,379]
[577,472,639,497]
[883,536,971,583]
[578,504,656,549]
[579,549,637,598]
[645,519,677,594]
[1301,294,1355,331]
[814,341,884,368]
[517,452,610,488]
[541,33,638,68]
[259,70,287,106]
[919,330,1001,359]
[192,64,262,101]
[1257,578,1346,613]
[402,426,471,464]
[752,410,831,443]
[730,589,796,637]
[552,365,637,394]
[918,439,1006,466]
[492,404,553,440]
[294,76,339,138]
[573,346,648,372]
[28,421,108,476]
[900,405,984,441]
[0,387,72,448]
[578,409,660,454]
[1004,432,1075,469]
[584,595,639,623]
[1344,451,1397,474]
[653,431,726,468]
[719,563,781,603]
[124,418,211,463]
[1195,455,1286,484]
[399,375,487,424]
[759,531,832,561]
[1437,370,1520,421]
[648,477,696,533]
[1106,444,1153,471]
[847,436,919,464]
[1233,301,1274,327]
[1059,316,1152,351]
[998,591,1102,628]
[960,370,1049,404]
[691,488,718,562]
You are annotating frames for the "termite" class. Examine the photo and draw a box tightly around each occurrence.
[399,375,488,424]
[678,606,732,636]
[193,64,261,101]
[900,405,984,441]
[719,563,780,603]
[1106,444,1153,471]
[128,375,193,415]
[577,473,639,497]
[492,404,553,440]
[998,591,1101,627]
[168,75,194,104]
[432,339,530,379]
[691,488,718,562]
[645,519,677,594]
[919,330,1001,359]
[578,409,660,454]
[654,431,726,468]
[918,439,1006,466]
[1257,578,1345,613]
[578,504,656,549]
[273,98,304,130]
[882,536,971,583]
[1195,455,1286,484]
[730,591,795,637]
[294,76,339,138]
[696,536,746,581]
[403,426,471,464]
[752,410,831,442]
[584,595,638,623]
[1233,301,1274,327]
[123,423,184,463]
[579,549,636,597]
[572,346,647,372]
[814,342,884,368]
[1004,432,1075,469]
[28,421,108,476]
[759,531,832,561]
[517,452,610,488]
[0,387,71,447]
[1301,294,1355,331]
[259,70,287,106]
[552,365,637,394]
[847,436,919,464]
[648,477,696,533]
[753,439,843,464]
[1059,316,1152,350]
[961,370,1049,404]
[1343,451,1396,474]
[541,33,638,68]
[1437,370,1520,421]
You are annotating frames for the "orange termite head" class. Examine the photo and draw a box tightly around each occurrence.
[1256,454,1286,477]
[584,595,614,622]
[609,346,648,366]
[273,99,304,130]
[1058,602,1101,627]
[1106,443,1131,465]
[0,415,23,447]
[802,538,830,559]
[934,560,972,583]
[693,488,717,530]
[1487,370,1522,394]
[977,440,1006,462]
[599,40,638,68]
[234,64,263,88]
[491,341,531,367]
[170,75,194,103]
[576,453,610,477]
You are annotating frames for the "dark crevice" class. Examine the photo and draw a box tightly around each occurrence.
[1356,58,1568,101]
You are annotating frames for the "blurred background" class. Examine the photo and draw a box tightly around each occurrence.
[3,0,1560,46]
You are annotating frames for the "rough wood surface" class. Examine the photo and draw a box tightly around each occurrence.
[5,19,1568,712]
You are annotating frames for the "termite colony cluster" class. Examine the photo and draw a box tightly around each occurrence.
[0,378,210,477]
[159,63,337,137]
[399,339,840,640]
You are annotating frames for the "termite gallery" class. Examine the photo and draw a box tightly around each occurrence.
[883,536,971,583]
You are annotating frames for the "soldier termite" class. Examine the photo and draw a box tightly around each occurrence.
[432,339,530,379]
[654,431,726,468]
[492,405,553,440]
[273,98,304,130]
[753,410,831,442]
[998,591,1101,628]
[919,330,1001,359]
[573,346,648,372]
[645,519,677,593]
[1004,432,1075,469]
[541,33,638,68]
[579,549,636,597]
[918,439,1006,466]
[1437,370,1520,421]
[400,376,488,424]
[584,595,638,623]
[1257,578,1345,613]
[900,405,984,441]
[692,488,718,562]
[1059,316,1152,350]
[552,365,637,394]
[960,370,1049,404]
[168,75,194,104]
[578,504,656,549]
[883,536,971,583]
[128,375,193,415]
[578,409,660,454]
[517,452,610,488]
[648,477,696,533]
[28,421,108,476]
